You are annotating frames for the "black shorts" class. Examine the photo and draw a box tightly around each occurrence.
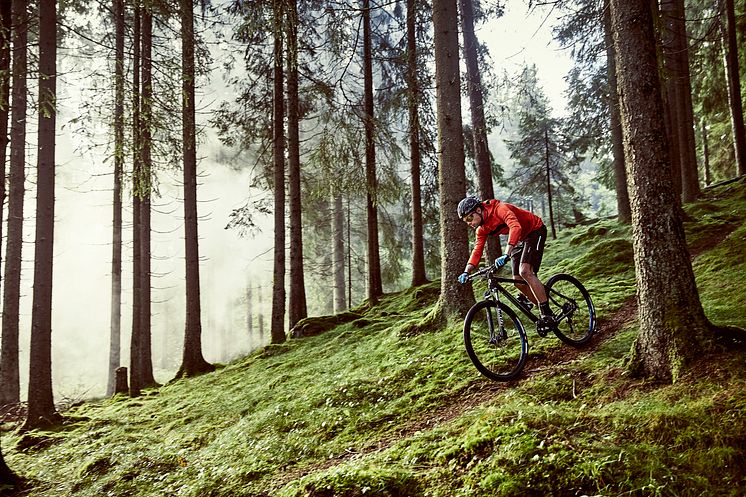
[509,225,547,276]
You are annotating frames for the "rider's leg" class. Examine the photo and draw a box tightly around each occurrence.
[513,274,537,304]
[518,263,547,304]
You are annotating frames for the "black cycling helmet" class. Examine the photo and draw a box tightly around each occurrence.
[457,196,481,218]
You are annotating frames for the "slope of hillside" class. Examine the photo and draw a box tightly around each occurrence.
[2,177,745,497]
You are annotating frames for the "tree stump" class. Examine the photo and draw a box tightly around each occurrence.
[114,367,129,395]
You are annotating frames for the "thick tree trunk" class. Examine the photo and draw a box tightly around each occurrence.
[661,0,699,202]
[610,0,713,382]
[362,0,383,302]
[721,0,746,176]
[0,0,27,408]
[25,0,61,430]
[332,192,347,312]
[270,0,287,344]
[407,0,428,286]
[139,6,156,387]
[286,0,307,329]
[603,0,631,224]
[0,443,16,489]
[433,0,472,318]
[130,1,143,397]
[176,0,214,377]
[0,0,9,271]
[107,0,125,397]
[459,0,500,262]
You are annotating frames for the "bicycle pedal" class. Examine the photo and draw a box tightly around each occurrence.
[516,294,534,309]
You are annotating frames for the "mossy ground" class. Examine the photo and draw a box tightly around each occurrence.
[2,178,746,496]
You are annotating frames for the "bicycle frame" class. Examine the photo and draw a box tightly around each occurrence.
[482,274,538,324]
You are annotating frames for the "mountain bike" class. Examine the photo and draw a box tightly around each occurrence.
[463,263,596,381]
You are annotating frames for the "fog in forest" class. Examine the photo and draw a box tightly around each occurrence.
[10,122,274,401]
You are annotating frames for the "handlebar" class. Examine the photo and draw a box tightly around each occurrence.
[467,254,511,282]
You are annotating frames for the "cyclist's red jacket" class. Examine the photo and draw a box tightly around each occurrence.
[467,199,544,267]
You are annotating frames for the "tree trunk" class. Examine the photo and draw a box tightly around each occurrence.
[176,0,214,377]
[362,0,383,302]
[603,0,631,224]
[407,0,428,286]
[0,0,9,278]
[544,128,557,239]
[661,0,699,202]
[0,0,27,408]
[459,0,500,263]
[270,0,287,344]
[139,5,156,387]
[0,442,16,489]
[25,0,61,430]
[701,119,711,186]
[257,284,265,345]
[720,0,746,176]
[130,0,143,397]
[610,0,713,382]
[247,284,253,342]
[286,0,307,329]
[332,192,347,312]
[107,0,125,397]
[433,0,472,318]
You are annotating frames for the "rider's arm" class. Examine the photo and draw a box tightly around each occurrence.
[463,263,476,274]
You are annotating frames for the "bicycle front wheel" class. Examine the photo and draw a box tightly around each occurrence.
[463,300,528,381]
[545,273,596,346]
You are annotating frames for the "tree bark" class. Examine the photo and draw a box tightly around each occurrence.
[25,0,61,430]
[0,442,16,489]
[270,0,287,344]
[176,0,214,377]
[0,0,9,281]
[603,0,631,224]
[286,0,307,329]
[701,119,711,186]
[107,0,125,397]
[661,0,699,202]
[433,0,472,318]
[362,0,383,302]
[544,129,557,239]
[130,0,143,396]
[610,0,713,382]
[407,0,428,286]
[332,192,347,311]
[139,4,156,388]
[0,0,27,408]
[459,0,500,262]
[720,0,746,176]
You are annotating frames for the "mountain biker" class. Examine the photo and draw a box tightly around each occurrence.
[456,196,555,332]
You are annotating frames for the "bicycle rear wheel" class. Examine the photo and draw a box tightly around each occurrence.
[545,273,596,346]
[463,300,528,381]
